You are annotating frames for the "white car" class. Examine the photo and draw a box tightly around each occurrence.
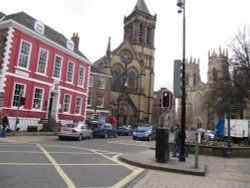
[204,130,215,140]
[57,123,93,141]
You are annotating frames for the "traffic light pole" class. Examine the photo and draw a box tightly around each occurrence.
[14,96,21,136]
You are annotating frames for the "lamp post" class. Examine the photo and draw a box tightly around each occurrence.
[177,0,186,162]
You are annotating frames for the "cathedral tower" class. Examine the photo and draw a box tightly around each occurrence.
[207,47,229,86]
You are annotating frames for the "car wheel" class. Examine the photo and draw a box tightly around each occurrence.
[133,137,136,140]
[78,134,83,141]
[104,133,108,139]
[89,133,93,139]
[58,136,64,140]
[148,136,152,141]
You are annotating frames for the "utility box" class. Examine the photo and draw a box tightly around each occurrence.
[155,128,170,163]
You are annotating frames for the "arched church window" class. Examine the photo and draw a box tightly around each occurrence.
[127,68,137,89]
[186,73,189,86]
[147,27,152,45]
[193,73,197,86]
[112,65,123,89]
[194,94,203,115]
[139,23,144,44]
[212,68,218,82]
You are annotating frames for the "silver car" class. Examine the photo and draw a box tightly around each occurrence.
[204,130,215,140]
[57,123,93,141]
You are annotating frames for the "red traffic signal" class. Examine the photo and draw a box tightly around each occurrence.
[161,91,172,108]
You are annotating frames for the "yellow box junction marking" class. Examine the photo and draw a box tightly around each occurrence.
[37,144,76,188]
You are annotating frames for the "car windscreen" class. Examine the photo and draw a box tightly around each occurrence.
[138,126,152,131]
[118,127,126,130]
[65,124,78,128]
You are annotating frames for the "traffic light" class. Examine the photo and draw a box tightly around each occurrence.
[19,97,25,106]
[161,90,172,108]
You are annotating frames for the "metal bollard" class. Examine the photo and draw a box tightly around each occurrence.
[195,132,201,168]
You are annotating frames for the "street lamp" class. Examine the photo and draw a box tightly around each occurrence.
[177,0,186,162]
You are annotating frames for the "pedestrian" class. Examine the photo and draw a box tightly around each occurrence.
[1,113,9,137]
[172,125,180,157]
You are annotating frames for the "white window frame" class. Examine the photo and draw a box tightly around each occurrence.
[89,76,94,87]
[97,96,104,108]
[63,94,71,113]
[17,40,32,69]
[66,61,75,84]
[12,83,26,107]
[37,48,49,75]
[53,55,63,79]
[32,87,44,110]
[77,66,85,87]
[98,78,105,89]
[87,94,93,106]
[75,97,82,114]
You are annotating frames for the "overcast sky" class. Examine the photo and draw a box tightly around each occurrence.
[1,0,250,91]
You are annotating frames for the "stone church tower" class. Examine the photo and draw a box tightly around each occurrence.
[94,0,156,125]
[178,57,207,129]
[207,48,229,86]
[182,48,230,129]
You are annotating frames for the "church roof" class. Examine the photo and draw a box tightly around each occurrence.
[133,0,150,15]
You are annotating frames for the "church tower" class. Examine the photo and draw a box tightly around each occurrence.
[207,47,229,86]
[94,0,157,125]
[123,0,156,49]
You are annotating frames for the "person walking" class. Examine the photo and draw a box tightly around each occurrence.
[1,113,9,137]
[172,125,180,157]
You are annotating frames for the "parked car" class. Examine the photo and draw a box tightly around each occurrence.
[195,128,206,140]
[93,123,117,138]
[116,125,134,136]
[132,125,156,141]
[204,130,215,140]
[56,123,93,141]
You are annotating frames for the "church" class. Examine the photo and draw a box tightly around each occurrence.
[94,0,156,126]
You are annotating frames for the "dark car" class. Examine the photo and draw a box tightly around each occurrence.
[116,125,134,136]
[132,125,156,141]
[93,123,117,138]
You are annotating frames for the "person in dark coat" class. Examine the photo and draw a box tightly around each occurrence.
[172,125,180,157]
[172,125,188,157]
[1,114,9,137]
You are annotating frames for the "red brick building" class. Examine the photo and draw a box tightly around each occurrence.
[0,12,91,131]
[86,66,114,127]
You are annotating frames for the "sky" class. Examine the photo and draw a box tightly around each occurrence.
[1,0,250,91]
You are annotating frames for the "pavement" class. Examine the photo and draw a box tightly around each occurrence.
[120,148,250,188]
[1,134,250,188]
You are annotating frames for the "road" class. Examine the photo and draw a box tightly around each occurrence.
[0,130,196,188]
[0,135,157,188]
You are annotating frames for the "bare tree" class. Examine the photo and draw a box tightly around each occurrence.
[228,25,250,110]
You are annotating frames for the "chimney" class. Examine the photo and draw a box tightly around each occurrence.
[71,32,79,50]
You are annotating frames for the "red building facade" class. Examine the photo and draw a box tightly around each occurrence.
[0,12,91,131]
